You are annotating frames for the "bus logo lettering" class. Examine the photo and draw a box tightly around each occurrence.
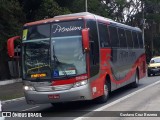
[52,24,82,33]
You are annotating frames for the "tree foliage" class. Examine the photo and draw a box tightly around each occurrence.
[142,0,160,60]
[35,0,70,20]
[0,0,25,79]
[0,0,24,50]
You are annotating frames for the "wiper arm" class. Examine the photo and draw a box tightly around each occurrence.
[27,65,50,73]
[53,55,60,64]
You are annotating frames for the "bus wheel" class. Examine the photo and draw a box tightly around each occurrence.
[131,72,139,88]
[95,81,109,103]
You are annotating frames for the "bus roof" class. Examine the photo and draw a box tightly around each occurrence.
[24,12,141,32]
[24,12,94,26]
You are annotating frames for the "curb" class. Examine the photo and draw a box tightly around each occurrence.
[0,79,22,86]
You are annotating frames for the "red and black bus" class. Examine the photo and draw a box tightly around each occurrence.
[7,12,146,104]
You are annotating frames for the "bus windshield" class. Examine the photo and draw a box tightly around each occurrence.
[22,20,86,80]
[51,36,86,78]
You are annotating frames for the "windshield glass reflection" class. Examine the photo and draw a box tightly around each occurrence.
[52,36,86,78]
[23,40,51,79]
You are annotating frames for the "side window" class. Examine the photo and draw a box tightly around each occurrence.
[126,30,133,48]
[98,23,110,47]
[138,32,143,48]
[132,31,139,48]
[109,26,119,47]
[118,28,127,48]
[87,20,99,76]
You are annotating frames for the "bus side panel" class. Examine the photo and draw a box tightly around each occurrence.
[89,48,112,99]
[100,48,117,91]
[89,48,146,99]
[89,73,106,99]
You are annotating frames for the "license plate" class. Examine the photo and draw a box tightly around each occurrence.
[48,95,60,99]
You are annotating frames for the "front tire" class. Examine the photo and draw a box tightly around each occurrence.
[95,81,110,103]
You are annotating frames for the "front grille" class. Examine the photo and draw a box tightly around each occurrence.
[52,84,73,91]
[35,86,52,92]
[35,84,73,92]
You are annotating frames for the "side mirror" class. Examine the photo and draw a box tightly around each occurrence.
[82,28,90,52]
[7,36,21,58]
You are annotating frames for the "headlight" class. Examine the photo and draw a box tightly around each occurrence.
[74,80,88,87]
[23,86,35,91]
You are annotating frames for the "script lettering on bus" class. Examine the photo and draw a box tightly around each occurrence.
[52,24,82,33]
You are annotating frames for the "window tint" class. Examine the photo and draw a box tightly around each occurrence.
[138,32,143,48]
[126,30,133,48]
[98,23,110,47]
[109,26,119,47]
[87,20,99,65]
[27,24,50,40]
[118,28,127,48]
[132,31,139,48]
[87,20,99,76]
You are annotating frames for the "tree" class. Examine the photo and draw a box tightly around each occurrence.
[101,0,142,24]
[35,0,70,20]
[21,0,42,21]
[66,0,109,17]
[0,0,25,80]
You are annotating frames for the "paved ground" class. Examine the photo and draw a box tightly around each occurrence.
[77,81,160,120]
[0,82,24,101]
[0,79,22,86]
[2,75,160,120]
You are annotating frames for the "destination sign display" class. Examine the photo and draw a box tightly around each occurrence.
[52,20,84,37]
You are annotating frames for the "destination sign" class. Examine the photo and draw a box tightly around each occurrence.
[52,20,84,37]
[52,24,82,33]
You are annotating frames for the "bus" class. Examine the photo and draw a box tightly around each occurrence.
[7,12,146,105]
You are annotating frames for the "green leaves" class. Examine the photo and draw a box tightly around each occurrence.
[0,0,24,50]
[35,0,70,20]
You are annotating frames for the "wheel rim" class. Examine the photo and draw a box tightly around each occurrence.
[104,84,109,97]
[136,74,139,84]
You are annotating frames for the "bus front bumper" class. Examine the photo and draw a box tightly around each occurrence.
[24,84,93,104]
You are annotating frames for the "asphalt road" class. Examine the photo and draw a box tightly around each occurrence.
[2,75,160,120]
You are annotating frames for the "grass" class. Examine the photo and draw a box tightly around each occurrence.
[0,94,24,101]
